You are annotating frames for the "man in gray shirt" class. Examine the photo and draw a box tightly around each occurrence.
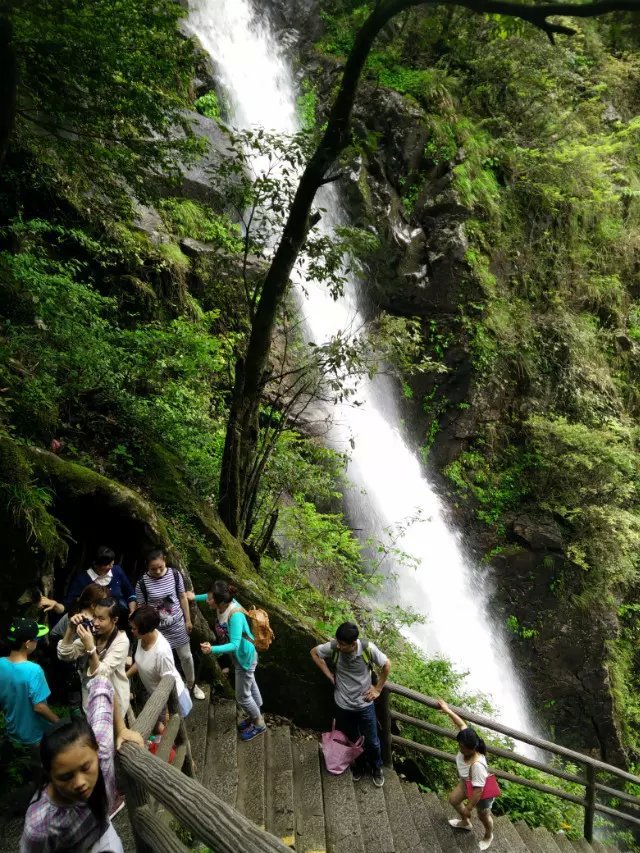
[311,622,391,786]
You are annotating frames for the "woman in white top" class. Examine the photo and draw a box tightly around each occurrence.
[126,605,192,719]
[437,699,494,851]
[58,598,130,717]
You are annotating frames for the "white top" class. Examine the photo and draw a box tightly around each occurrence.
[58,630,130,715]
[87,567,113,586]
[134,631,188,699]
[455,750,489,788]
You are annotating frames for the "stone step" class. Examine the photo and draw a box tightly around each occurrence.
[514,819,547,853]
[421,792,468,852]
[292,736,327,853]
[321,764,366,853]
[202,697,237,807]
[353,774,395,853]
[554,832,578,853]
[533,826,565,852]
[401,782,444,853]
[572,838,596,852]
[236,721,266,830]
[382,769,425,852]
[184,684,211,783]
[265,726,295,848]
[493,815,528,852]
[590,842,609,853]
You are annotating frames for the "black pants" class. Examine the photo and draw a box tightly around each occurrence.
[334,703,382,771]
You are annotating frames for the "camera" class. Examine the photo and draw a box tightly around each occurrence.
[80,618,94,631]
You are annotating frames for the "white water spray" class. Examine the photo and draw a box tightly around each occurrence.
[187,0,536,736]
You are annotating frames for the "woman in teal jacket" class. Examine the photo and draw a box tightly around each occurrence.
[194,580,265,741]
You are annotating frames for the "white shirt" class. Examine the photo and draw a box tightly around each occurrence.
[87,568,113,587]
[134,631,188,699]
[455,750,489,788]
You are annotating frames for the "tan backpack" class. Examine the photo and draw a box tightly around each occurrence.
[230,605,275,652]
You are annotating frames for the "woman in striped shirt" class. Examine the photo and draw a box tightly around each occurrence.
[20,677,143,853]
[134,549,205,700]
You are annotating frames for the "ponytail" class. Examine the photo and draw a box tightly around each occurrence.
[457,727,486,755]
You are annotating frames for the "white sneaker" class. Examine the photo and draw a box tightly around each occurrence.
[479,836,494,850]
[448,819,473,831]
[192,684,206,700]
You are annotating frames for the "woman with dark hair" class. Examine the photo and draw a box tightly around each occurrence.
[127,605,192,718]
[57,599,130,716]
[192,581,265,741]
[437,699,495,850]
[20,677,143,853]
[134,549,205,701]
[64,547,136,614]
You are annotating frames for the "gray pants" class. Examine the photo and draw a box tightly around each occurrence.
[175,641,195,687]
[235,655,262,720]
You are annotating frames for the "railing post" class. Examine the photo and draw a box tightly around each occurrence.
[378,685,393,767]
[584,764,596,842]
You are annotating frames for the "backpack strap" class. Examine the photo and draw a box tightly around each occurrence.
[172,568,180,597]
[226,606,255,645]
[140,577,148,604]
[330,638,374,673]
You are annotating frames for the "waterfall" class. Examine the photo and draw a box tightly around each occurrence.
[186,0,537,738]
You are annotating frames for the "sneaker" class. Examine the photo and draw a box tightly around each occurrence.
[240,724,266,742]
[448,819,473,831]
[238,719,252,732]
[479,836,494,850]
[351,766,364,782]
[192,684,206,700]
[372,768,385,788]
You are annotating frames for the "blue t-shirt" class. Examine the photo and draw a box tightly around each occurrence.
[0,657,52,745]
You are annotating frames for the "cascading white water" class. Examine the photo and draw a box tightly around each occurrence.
[187,0,536,736]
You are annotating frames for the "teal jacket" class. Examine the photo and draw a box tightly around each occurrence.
[194,595,256,670]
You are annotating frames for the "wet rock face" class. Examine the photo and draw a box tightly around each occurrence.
[493,547,626,765]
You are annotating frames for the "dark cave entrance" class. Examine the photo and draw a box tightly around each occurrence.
[50,492,158,604]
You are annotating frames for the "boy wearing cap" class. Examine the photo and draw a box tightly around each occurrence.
[0,618,60,749]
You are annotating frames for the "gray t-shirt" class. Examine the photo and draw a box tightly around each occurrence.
[316,640,388,711]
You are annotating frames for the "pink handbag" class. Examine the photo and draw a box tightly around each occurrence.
[321,721,364,775]
[465,773,501,800]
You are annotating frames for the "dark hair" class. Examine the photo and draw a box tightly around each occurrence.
[457,727,487,755]
[146,548,165,566]
[93,598,125,646]
[336,622,359,644]
[94,546,116,567]
[129,605,160,635]
[70,583,109,616]
[40,717,108,827]
[209,580,236,605]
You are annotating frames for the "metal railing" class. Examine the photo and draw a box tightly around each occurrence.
[116,675,290,853]
[378,681,640,842]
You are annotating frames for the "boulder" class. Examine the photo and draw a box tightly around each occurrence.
[511,514,564,551]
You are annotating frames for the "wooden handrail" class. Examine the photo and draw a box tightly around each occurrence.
[119,744,292,852]
[383,682,640,841]
[118,673,290,853]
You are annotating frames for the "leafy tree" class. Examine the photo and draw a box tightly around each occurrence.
[217,0,640,539]
[1,0,198,210]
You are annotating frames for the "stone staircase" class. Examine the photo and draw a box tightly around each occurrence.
[1,688,622,852]
[196,694,621,853]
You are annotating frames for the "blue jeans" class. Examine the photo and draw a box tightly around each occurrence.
[334,702,382,771]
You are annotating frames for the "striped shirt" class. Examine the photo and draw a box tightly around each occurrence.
[21,678,118,853]
[135,568,188,649]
